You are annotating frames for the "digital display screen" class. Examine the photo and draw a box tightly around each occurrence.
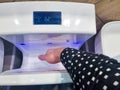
[33,11,61,25]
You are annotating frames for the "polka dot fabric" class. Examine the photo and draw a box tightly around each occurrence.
[60,48,120,90]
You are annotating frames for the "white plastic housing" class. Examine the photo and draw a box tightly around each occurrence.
[95,21,120,62]
[0,1,96,35]
[0,1,96,85]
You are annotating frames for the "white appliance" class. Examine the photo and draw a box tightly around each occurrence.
[95,21,120,62]
[0,1,96,86]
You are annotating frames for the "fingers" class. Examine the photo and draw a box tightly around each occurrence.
[38,54,55,64]
[38,48,65,64]
[38,50,52,61]
[38,55,46,61]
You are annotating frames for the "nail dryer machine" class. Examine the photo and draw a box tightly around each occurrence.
[0,1,96,85]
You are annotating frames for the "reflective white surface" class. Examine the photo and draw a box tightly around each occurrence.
[95,21,120,62]
[0,70,72,85]
[0,1,96,35]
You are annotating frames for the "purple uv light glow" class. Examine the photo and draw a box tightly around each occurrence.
[47,42,53,44]
[20,43,26,45]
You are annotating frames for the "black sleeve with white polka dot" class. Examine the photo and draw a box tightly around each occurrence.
[60,48,120,90]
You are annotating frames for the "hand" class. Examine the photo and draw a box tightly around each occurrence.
[38,47,65,64]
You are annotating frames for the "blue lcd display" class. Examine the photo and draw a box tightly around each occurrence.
[33,11,61,25]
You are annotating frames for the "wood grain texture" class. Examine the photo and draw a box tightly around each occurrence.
[0,0,13,2]
[96,0,120,22]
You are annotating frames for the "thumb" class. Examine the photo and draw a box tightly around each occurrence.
[38,55,46,61]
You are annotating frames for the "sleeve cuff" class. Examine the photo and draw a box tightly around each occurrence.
[60,48,79,63]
